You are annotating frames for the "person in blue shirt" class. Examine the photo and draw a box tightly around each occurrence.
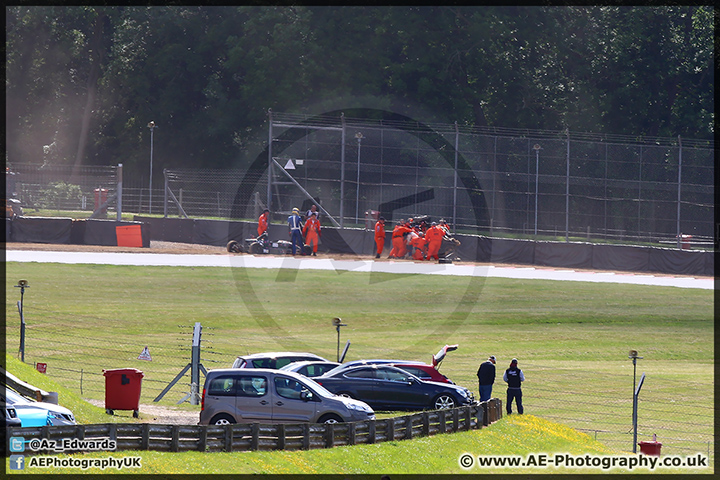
[287,207,304,255]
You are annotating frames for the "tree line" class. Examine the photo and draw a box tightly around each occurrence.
[5,6,713,182]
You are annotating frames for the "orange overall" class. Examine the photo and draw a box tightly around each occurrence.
[258,212,269,237]
[389,224,412,258]
[409,232,427,260]
[425,225,445,260]
[303,215,321,254]
[374,220,386,256]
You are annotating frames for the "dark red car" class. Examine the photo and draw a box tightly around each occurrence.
[392,363,454,384]
[324,360,455,384]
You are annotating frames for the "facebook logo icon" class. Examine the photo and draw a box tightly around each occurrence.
[9,455,25,470]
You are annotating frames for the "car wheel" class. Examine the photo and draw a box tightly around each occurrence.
[249,242,263,254]
[211,414,236,425]
[318,413,343,424]
[433,394,456,410]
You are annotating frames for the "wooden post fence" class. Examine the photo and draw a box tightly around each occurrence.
[7,400,502,455]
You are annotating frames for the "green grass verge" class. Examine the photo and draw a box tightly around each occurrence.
[4,261,713,474]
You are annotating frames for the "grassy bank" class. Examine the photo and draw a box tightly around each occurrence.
[4,260,713,472]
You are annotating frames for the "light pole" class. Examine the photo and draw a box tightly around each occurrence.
[629,350,644,453]
[332,318,347,362]
[533,144,542,236]
[148,121,157,214]
[355,132,364,225]
[15,280,29,362]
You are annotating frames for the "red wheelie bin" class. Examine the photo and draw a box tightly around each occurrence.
[103,368,144,418]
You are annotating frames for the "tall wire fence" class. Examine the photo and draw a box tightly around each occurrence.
[526,363,713,460]
[6,114,714,248]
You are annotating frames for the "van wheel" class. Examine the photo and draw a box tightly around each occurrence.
[211,414,236,425]
[318,413,343,424]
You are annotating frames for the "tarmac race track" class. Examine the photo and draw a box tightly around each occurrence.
[6,250,713,290]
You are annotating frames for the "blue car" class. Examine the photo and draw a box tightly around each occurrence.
[5,406,22,428]
[3,389,76,427]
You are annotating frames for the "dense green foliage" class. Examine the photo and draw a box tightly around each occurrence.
[6,6,713,178]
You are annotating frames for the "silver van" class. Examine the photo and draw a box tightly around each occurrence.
[199,368,375,425]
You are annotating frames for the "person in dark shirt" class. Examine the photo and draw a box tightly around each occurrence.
[476,355,496,402]
[503,358,525,414]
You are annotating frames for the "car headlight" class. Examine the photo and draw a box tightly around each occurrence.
[345,401,372,413]
[457,388,470,398]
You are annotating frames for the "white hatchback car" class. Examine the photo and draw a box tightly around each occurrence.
[231,351,329,369]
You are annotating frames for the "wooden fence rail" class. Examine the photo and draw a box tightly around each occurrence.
[7,399,502,455]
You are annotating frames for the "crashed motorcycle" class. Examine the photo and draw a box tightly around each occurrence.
[227,232,310,255]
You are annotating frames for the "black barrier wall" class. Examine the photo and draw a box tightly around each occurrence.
[3,216,712,276]
[6,217,150,247]
[131,216,713,277]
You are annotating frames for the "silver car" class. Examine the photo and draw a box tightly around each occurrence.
[279,361,341,378]
[231,351,329,369]
[199,368,375,425]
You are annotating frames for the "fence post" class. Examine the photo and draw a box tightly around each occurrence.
[386,418,395,441]
[452,408,460,432]
[277,423,286,450]
[198,425,207,452]
[250,423,259,451]
[170,425,180,452]
[475,404,484,429]
[301,423,310,450]
[347,422,356,446]
[405,415,414,440]
[438,410,446,434]
[224,425,233,452]
[422,412,430,435]
[140,423,149,450]
[324,423,335,448]
[367,420,376,444]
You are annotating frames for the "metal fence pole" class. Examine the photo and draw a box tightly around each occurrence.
[340,113,346,228]
[565,130,570,242]
[676,136,682,249]
[452,122,459,233]
[267,109,273,215]
[116,163,123,222]
[163,169,168,218]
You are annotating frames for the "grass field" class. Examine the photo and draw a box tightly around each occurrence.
[4,260,714,473]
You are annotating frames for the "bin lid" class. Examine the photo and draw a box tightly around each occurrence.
[638,441,662,446]
[103,368,144,377]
